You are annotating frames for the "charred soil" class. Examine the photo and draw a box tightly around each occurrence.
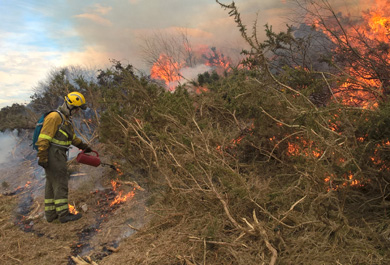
[0,160,149,265]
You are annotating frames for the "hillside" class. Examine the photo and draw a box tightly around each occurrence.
[2,1,390,264]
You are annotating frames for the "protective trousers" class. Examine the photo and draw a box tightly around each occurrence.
[44,145,69,220]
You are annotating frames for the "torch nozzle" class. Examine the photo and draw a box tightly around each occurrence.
[100,162,118,171]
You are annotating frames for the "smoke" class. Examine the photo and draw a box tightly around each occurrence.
[180,64,211,81]
[0,130,18,166]
[162,64,212,90]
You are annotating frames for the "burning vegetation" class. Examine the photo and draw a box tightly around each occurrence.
[149,45,233,90]
[4,0,390,264]
[97,1,390,263]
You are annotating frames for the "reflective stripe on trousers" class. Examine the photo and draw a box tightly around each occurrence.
[44,145,70,218]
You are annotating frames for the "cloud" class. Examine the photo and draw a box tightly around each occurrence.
[74,3,113,26]
[94,4,112,15]
[60,45,112,67]
[167,27,214,39]
[0,29,110,109]
[74,13,112,26]
[0,49,57,108]
[133,27,214,44]
[0,0,307,108]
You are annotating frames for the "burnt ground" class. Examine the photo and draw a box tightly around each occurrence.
[0,157,149,265]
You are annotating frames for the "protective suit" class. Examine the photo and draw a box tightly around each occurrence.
[37,92,90,223]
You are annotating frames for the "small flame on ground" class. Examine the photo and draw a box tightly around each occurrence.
[110,190,135,207]
[69,204,79,215]
[325,172,367,192]
[216,121,254,154]
[109,179,136,206]
[113,162,124,176]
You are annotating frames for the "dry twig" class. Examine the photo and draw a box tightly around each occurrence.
[116,180,145,191]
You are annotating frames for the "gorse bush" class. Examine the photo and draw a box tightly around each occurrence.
[95,1,390,263]
[0,103,33,132]
[92,56,390,264]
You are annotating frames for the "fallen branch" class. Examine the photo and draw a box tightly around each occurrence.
[2,187,27,196]
[249,210,278,265]
[106,246,120,253]
[127,223,141,231]
[188,236,248,248]
[117,180,145,191]
[6,254,21,263]
[280,195,306,223]
[70,173,87,177]
[176,255,197,265]
[70,255,98,265]
[27,201,41,220]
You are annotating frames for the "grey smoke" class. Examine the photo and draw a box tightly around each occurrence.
[0,131,18,166]
[180,64,211,81]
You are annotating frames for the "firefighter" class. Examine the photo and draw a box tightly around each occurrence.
[36,91,92,223]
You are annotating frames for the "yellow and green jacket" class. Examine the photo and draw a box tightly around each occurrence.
[36,111,87,162]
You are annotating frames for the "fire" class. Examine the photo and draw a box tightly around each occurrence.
[195,86,209,95]
[69,204,79,215]
[150,46,232,91]
[363,0,390,39]
[109,179,135,206]
[325,172,366,192]
[202,46,231,75]
[286,137,323,158]
[151,54,183,91]
[110,179,118,191]
[113,162,123,176]
[216,121,254,154]
[110,190,135,207]
[309,0,390,109]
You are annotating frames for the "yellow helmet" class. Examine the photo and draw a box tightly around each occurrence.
[64,92,87,110]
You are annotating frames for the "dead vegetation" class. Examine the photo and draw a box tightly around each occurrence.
[96,67,390,264]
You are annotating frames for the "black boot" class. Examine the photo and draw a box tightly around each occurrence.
[59,213,82,223]
[46,214,58,223]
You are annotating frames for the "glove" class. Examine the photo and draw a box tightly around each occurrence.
[37,150,48,169]
[38,159,48,169]
[83,146,93,153]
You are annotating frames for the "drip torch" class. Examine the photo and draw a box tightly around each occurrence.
[76,150,118,171]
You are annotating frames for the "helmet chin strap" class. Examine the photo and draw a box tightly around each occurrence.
[66,102,77,116]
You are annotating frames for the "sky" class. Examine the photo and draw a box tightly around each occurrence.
[0,0,367,109]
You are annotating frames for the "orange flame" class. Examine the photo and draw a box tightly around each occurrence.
[113,162,124,176]
[109,179,135,206]
[202,47,232,75]
[110,190,135,207]
[151,54,183,91]
[111,179,118,191]
[195,86,209,95]
[310,0,390,109]
[150,46,233,91]
[286,137,323,158]
[69,204,79,215]
[325,172,366,192]
[216,121,254,154]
